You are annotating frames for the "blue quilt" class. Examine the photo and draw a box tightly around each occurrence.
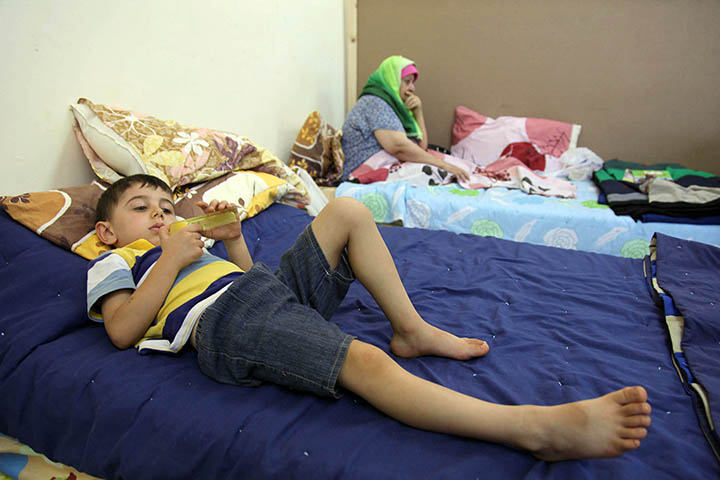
[1,205,718,479]
[336,180,720,258]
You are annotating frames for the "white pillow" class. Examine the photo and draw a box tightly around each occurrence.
[70,103,147,178]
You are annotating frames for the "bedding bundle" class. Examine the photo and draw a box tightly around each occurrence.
[348,106,584,197]
[449,106,581,168]
[348,146,578,197]
[594,160,720,223]
[446,107,586,197]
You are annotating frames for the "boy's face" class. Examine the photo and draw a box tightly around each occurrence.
[97,184,177,248]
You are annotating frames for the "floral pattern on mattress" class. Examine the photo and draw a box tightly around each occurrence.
[336,180,720,258]
[0,434,100,480]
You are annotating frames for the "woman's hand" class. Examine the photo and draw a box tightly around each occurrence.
[442,161,471,183]
[404,93,428,148]
[404,93,423,112]
[196,199,243,241]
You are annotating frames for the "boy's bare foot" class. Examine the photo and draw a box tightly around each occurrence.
[526,386,651,461]
[390,321,490,360]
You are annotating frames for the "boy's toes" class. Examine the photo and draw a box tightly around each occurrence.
[616,438,642,452]
[623,413,651,428]
[613,386,648,405]
[465,338,490,357]
[621,402,651,417]
[620,427,648,440]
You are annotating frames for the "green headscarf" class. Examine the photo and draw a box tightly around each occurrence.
[359,55,422,140]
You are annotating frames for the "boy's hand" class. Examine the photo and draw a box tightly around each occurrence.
[158,223,205,270]
[196,199,244,241]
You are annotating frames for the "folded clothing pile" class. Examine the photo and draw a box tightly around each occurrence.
[594,160,720,223]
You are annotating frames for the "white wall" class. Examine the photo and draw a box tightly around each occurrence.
[0,0,345,196]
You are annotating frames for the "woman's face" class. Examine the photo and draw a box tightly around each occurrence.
[399,74,416,100]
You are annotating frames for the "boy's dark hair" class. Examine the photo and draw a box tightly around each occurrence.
[95,174,173,223]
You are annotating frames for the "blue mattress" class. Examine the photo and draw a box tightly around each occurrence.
[336,180,720,258]
[0,204,718,479]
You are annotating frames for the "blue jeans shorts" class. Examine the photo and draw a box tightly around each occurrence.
[195,223,356,398]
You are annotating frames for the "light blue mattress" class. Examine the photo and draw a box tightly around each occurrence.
[336,179,720,257]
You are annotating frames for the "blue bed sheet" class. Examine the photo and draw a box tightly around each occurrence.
[0,205,718,479]
[336,180,720,258]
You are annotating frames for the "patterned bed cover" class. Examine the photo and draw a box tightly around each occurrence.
[336,179,720,257]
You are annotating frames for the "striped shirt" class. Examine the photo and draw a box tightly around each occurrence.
[87,239,242,354]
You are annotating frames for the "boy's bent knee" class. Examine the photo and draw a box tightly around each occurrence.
[338,340,395,393]
[328,196,364,212]
[325,197,374,227]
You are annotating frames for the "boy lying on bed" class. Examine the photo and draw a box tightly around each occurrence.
[87,174,652,462]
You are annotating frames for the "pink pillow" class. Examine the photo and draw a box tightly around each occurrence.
[452,106,489,144]
[450,106,581,168]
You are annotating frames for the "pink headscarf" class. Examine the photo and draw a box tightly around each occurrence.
[400,64,418,81]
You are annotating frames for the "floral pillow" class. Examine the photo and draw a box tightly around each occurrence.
[288,111,344,186]
[70,98,310,208]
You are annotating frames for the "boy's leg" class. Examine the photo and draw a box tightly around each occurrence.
[339,340,652,461]
[310,197,488,359]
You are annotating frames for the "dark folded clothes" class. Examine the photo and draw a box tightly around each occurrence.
[593,160,720,221]
[641,213,720,225]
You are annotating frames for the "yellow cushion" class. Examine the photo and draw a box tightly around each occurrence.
[175,171,289,220]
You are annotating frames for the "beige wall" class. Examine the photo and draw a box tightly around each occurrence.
[357,0,720,174]
[0,0,345,196]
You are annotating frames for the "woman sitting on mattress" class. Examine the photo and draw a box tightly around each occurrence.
[341,55,471,185]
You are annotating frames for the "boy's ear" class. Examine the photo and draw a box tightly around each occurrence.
[95,221,118,247]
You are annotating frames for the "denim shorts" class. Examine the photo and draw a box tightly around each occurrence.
[195,223,356,398]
